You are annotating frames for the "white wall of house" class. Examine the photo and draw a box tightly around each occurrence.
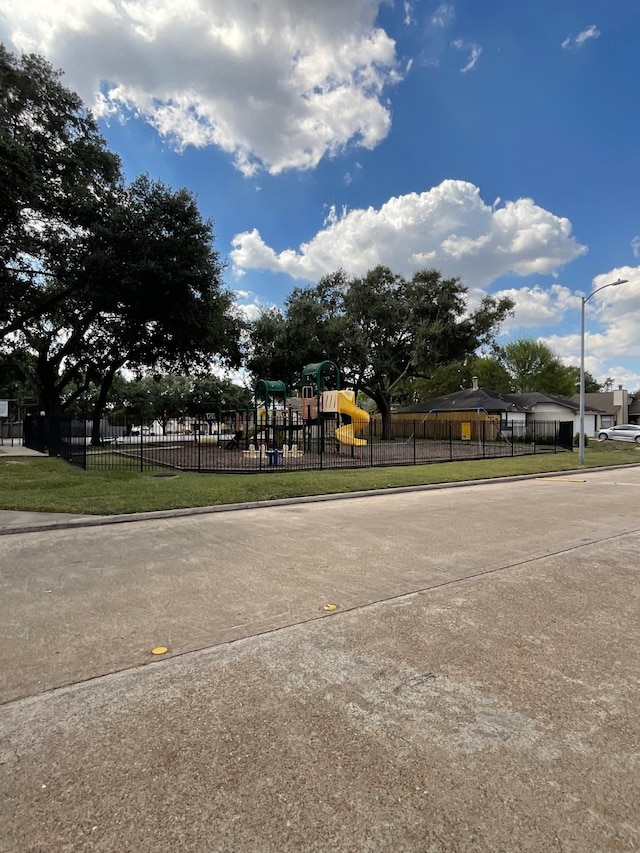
[529,402,575,421]
[500,411,527,427]
[495,411,527,440]
[527,402,598,436]
[551,411,597,436]
[581,413,598,436]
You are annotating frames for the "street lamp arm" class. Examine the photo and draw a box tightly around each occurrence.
[578,277,629,465]
[583,278,629,304]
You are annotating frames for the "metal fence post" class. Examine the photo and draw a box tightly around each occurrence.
[413,420,417,465]
[369,417,373,467]
[449,421,453,461]
[140,411,144,472]
[82,417,88,470]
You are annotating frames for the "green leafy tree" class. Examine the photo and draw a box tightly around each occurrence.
[497,339,579,396]
[18,175,243,440]
[2,48,243,441]
[414,355,512,398]
[0,352,39,421]
[247,266,513,438]
[0,46,121,337]
[564,366,603,394]
[107,374,251,433]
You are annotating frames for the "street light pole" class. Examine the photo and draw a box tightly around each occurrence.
[578,278,628,465]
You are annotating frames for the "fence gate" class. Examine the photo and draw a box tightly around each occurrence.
[558,421,574,451]
[23,414,88,466]
[23,414,49,454]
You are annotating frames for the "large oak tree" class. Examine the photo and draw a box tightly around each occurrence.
[1,48,243,439]
[247,266,514,438]
[0,46,121,337]
[19,175,243,440]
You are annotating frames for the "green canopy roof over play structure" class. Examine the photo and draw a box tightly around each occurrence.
[254,379,287,408]
[254,361,341,411]
[300,360,340,391]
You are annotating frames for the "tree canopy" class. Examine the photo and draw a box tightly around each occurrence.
[106,374,252,431]
[0,45,121,337]
[1,47,243,436]
[247,265,514,437]
[413,355,513,399]
[495,339,603,396]
[415,347,604,399]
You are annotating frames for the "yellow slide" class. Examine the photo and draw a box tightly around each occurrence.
[335,390,370,446]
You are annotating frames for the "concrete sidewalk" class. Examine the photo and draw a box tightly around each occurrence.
[0,441,43,457]
[1,462,637,538]
[1,466,639,851]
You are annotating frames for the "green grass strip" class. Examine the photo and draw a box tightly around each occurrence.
[0,443,638,516]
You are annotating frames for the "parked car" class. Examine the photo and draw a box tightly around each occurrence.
[130,426,155,437]
[598,424,640,443]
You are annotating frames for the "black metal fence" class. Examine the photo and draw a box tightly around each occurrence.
[24,413,573,473]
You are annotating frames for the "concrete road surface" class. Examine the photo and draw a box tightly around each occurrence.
[1,466,639,851]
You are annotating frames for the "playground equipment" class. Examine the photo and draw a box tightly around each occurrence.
[254,378,289,447]
[242,444,266,461]
[299,360,369,449]
[245,362,369,457]
[281,443,304,458]
[324,389,370,447]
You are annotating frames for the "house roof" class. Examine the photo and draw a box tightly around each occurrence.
[514,392,586,413]
[397,388,526,415]
[397,388,601,415]
[571,391,638,416]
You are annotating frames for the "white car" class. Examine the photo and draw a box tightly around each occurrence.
[130,426,155,436]
[598,424,640,443]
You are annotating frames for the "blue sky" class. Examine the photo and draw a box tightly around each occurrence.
[2,0,639,388]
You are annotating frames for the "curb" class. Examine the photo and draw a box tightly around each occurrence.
[2,463,639,537]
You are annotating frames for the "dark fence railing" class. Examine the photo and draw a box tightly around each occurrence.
[24,413,573,473]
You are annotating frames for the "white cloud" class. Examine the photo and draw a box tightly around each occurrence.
[431,4,455,28]
[233,290,274,323]
[451,38,482,73]
[231,179,587,287]
[631,236,640,258]
[493,284,580,332]
[344,162,363,186]
[403,1,415,26]
[0,0,400,176]
[562,25,600,51]
[542,266,640,384]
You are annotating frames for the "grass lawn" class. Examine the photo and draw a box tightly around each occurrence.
[1,442,638,516]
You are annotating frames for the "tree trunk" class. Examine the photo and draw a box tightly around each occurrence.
[381,404,392,441]
[35,348,63,414]
[90,369,117,445]
[371,393,393,441]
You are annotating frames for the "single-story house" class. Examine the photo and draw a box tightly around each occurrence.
[570,386,639,430]
[397,380,603,436]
